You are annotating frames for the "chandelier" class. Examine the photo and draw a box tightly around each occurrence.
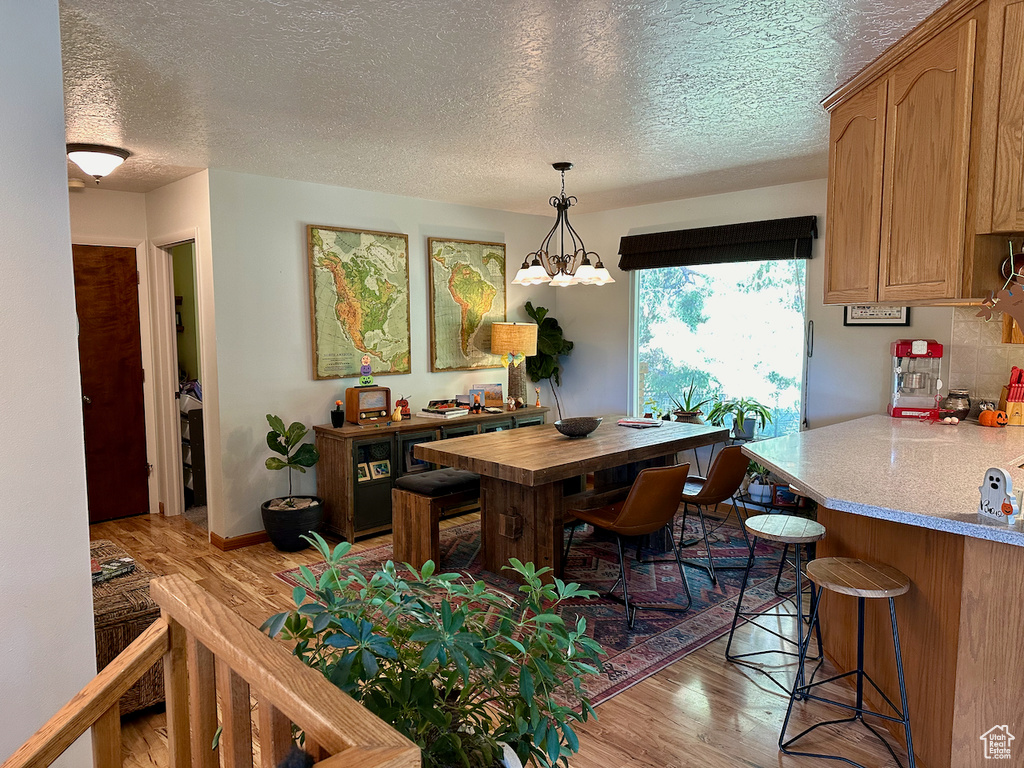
[512,162,614,287]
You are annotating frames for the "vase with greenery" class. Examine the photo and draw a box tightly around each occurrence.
[669,382,712,424]
[261,414,323,551]
[743,461,773,500]
[262,534,604,768]
[707,397,773,440]
[524,301,574,420]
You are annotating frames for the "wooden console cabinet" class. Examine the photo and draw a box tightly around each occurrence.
[313,407,549,542]
[824,0,1024,305]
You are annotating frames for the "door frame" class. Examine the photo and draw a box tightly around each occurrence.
[149,228,207,520]
[73,238,160,516]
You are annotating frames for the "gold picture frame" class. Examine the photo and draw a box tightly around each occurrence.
[307,225,411,379]
[427,237,506,372]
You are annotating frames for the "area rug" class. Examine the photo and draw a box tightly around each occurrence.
[274,516,787,706]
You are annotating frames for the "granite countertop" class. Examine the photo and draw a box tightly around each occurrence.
[744,414,1024,547]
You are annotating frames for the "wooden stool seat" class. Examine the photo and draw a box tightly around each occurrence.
[806,556,910,599]
[745,513,825,544]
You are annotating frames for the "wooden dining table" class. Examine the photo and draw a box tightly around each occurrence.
[415,418,728,578]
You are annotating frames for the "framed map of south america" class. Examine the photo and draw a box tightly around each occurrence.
[427,238,506,372]
[307,225,411,379]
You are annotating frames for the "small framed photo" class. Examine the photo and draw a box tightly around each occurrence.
[843,305,911,326]
[403,440,431,473]
[356,463,371,482]
[369,459,391,479]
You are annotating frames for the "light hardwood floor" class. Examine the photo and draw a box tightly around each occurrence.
[91,512,911,768]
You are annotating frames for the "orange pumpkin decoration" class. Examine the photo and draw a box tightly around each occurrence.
[979,409,1009,427]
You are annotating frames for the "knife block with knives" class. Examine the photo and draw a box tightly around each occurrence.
[998,366,1024,425]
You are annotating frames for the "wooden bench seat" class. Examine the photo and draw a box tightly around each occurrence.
[392,469,480,568]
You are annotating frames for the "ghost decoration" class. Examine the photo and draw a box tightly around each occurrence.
[978,467,1019,526]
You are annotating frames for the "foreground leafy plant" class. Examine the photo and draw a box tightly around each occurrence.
[262,534,604,768]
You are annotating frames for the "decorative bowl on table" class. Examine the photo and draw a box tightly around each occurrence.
[554,416,602,438]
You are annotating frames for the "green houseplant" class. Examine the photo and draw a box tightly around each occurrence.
[669,382,712,425]
[262,534,604,768]
[707,397,773,440]
[261,414,323,551]
[743,461,773,501]
[524,301,574,420]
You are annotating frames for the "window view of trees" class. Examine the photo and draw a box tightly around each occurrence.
[636,259,807,438]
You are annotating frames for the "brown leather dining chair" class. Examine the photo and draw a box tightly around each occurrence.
[677,445,750,585]
[563,463,692,629]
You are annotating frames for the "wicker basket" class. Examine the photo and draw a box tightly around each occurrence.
[91,540,164,714]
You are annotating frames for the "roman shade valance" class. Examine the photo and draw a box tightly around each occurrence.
[617,215,817,271]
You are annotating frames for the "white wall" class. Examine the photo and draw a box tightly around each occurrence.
[145,171,223,529]
[0,1,96,764]
[562,180,954,426]
[68,187,147,243]
[207,170,551,537]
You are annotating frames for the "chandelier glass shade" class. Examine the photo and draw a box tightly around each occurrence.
[512,163,614,287]
[66,143,130,181]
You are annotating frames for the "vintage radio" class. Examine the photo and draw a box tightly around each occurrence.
[345,386,391,425]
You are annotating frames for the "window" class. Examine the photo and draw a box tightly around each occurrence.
[636,258,807,437]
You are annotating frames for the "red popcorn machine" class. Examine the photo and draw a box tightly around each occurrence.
[889,339,943,419]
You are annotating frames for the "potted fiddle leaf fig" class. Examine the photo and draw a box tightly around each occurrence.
[524,301,574,420]
[261,414,323,551]
[263,535,605,768]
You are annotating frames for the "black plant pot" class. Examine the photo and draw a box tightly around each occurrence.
[260,496,324,551]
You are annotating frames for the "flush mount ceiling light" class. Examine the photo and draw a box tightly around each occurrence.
[66,143,130,182]
[512,162,614,287]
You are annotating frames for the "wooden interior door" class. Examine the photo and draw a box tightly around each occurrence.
[824,80,888,304]
[73,244,149,522]
[878,18,977,302]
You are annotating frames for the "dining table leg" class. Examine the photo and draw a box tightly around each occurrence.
[479,475,563,582]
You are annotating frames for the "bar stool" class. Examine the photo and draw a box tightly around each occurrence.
[724,513,826,693]
[780,557,915,768]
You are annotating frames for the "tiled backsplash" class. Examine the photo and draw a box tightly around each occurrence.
[948,307,1024,402]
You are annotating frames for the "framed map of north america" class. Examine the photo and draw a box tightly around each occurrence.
[427,238,506,372]
[307,225,411,379]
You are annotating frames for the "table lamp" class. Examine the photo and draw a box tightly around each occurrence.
[490,322,538,406]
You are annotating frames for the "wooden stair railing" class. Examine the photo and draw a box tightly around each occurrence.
[3,573,420,768]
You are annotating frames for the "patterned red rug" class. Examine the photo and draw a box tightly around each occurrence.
[274,516,786,706]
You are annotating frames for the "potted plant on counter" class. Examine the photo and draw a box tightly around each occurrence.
[261,414,323,551]
[707,397,773,440]
[670,382,712,424]
[262,535,605,768]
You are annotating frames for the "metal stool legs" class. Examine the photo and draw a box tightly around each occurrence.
[725,535,823,693]
[779,589,916,768]
[564,522,692,630]
[678,503,718,584]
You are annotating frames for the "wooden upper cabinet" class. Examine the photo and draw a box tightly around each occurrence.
[991,0,1024,231]
[824,82,887,304]
[878,19,977,302]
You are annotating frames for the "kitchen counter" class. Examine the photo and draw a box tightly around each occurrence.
[744,414,1024,767]
[744,414,1024,547]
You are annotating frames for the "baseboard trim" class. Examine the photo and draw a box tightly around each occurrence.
[210,530,270,551]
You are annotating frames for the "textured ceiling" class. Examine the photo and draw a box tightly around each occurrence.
[60,0,946,214]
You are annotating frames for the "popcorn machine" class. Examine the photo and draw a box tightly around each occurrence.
[889,339,943,419]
